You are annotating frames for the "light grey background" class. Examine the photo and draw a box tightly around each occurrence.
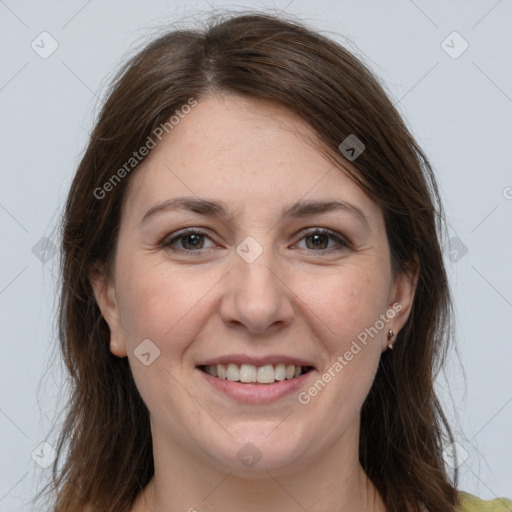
[1,0,511,510]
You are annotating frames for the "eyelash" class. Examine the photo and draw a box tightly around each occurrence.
[161,227,350,254]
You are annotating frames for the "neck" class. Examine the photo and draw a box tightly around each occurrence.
[132,422,385,512]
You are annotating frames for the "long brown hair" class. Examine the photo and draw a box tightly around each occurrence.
[46,11,458,512]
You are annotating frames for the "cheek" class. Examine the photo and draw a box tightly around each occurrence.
[296,265,390,354]
[114,257,220,423]
[293,270,389,428]
[115,255,224,354]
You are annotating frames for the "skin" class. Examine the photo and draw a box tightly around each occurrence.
[91,94,418,512]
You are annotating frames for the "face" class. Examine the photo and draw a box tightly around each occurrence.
[92,94,416,476]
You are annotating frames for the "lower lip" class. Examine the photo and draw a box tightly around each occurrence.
[197,368,314,404]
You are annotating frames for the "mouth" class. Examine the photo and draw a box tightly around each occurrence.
[198,363,315,384]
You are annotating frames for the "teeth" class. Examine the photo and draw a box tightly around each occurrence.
[257,364,275,384]
[275,363,286,381]
[226,363,240,381]
[203,363,309,383]
[240,363,256,383]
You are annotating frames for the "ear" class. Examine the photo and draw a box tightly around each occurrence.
[384,259,419,350]
[89,268,127,358]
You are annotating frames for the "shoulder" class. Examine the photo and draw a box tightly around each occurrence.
[456,491,512,512]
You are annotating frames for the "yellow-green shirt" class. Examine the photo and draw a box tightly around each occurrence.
[457,491,512,512]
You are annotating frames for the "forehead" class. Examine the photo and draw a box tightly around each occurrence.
[121,94,381,224]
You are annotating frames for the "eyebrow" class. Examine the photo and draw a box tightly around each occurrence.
[141,196,369,229]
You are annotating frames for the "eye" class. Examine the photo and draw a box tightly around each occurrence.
[160,227,349,254]
[162,228,217,251]
[294,228,350,251]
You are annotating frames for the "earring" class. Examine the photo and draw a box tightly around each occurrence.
[387,329,394,350]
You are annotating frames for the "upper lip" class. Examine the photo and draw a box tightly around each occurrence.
[197,354,316,369]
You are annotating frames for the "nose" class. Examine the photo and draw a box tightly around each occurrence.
[219,250,295,335]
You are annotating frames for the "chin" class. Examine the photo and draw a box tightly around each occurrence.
[199,428,311,476]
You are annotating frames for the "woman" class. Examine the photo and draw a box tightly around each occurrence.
[47,11,511,512]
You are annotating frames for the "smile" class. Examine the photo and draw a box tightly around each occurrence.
[199,363,314,384]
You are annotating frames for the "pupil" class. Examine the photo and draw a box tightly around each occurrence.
[183,234,203,249]
[307,234,327,250]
